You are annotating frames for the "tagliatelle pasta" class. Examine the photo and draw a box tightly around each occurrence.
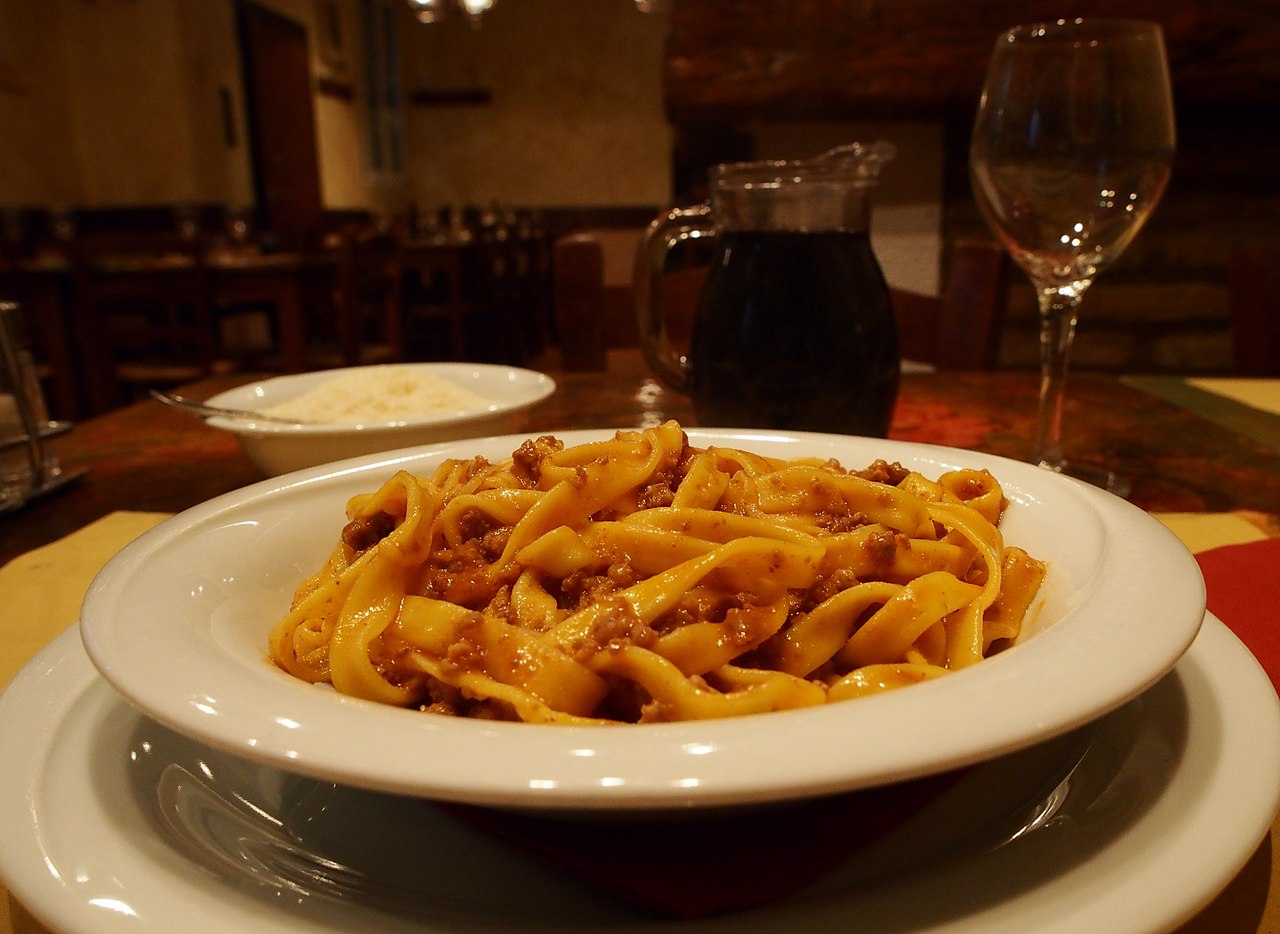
[268,421,1046,724]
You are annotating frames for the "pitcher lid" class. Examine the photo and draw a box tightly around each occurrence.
[711,140,897,190]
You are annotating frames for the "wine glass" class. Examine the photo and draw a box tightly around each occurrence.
[969,19,1176,493]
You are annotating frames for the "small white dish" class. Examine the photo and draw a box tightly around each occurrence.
[2,615,1275,932]
[203,363,556,475]
[79,430,1206,810]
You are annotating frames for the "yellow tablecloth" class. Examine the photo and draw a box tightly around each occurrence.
[1,513,169,934]
[1187,378,1280,417]
[1124,376,1280,456]
[1,510,1276,933]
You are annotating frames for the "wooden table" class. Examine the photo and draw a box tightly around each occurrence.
[3,249,334,419]
[2,351,1278,932]
[6,352,1279,568]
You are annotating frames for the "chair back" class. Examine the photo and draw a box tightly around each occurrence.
[552,234,608,371]
[334,224,406,366]
[1229,251,1280,376]
[895,240,1010,370]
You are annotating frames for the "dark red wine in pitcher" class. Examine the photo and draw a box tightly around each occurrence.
[687,229,900,436]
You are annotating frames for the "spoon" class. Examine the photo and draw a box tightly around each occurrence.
[149,389,311,425]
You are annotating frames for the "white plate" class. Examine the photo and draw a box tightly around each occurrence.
[204,363,556,475]
[80,429,1206,810]
[3,616,1277,933]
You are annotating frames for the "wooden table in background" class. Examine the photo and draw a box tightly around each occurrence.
[6,249,335,420]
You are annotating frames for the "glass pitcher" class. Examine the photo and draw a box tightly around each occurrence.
[635,141,900,436]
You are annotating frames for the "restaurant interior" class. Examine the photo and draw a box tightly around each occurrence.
[2,1,1280,932]
[2,0,1278,422]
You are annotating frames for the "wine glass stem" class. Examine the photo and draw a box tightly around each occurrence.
[1033,285,1085,471]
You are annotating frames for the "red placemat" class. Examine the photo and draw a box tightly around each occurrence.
[1195,537,1280,697]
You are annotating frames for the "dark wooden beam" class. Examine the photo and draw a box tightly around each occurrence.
[410,88,493,107]
[664,0,1280,125]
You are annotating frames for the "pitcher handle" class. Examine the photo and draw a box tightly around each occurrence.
[633,203,715,392]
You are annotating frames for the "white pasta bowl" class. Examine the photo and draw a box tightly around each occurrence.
[203,362,556,475]
[79,428,1206,811]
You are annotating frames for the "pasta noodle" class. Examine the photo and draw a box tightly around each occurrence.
[268,421,1046,724]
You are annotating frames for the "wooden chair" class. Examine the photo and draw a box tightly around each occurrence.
[400,240,470,362]
[332,224,406,367]
[893,240,1011,370]
[457,223,556,366]
[1228,250,1280,376]
[551,232,1010,372]
[551,233,609,371]
[505,222,556,362]
[65,231,226,414]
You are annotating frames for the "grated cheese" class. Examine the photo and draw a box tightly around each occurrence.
[263,366,489,424]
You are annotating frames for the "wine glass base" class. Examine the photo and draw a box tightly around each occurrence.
[1036,458,1132,499]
